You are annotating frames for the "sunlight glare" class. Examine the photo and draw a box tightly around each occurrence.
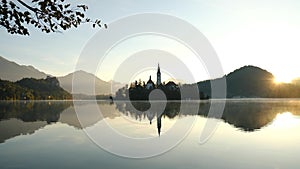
[273,77,292,84]
[271,112,299,128]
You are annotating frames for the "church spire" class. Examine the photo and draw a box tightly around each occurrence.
[157,63,161,86]
[157,113,162,137]
[158,63,160,72]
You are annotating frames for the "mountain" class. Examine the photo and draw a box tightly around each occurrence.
[226,65,274,97]
[0,56,47,81]
[58,70,113,95]
[198,65,300,98]
[2,56,298,98]
[0,56,125,95]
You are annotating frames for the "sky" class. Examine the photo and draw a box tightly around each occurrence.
[1,0,300,83]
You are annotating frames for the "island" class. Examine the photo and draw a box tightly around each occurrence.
[115,64,209,100]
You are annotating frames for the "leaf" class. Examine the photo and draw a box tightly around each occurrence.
[64,4,70,8]
[58,4,63,10]
[24,11,30,16]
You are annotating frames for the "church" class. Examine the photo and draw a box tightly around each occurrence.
[128,63,180,100]
[145,64,161,89]
[145,64,178,90]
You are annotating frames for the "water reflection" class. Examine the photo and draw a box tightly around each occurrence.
[0,101,70,123]
[115,100,300,133]
[0,101,72,143]
[271,112,300,128]
[0,99,300,143]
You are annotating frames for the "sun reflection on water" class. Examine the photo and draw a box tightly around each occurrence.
[271,112,300,128]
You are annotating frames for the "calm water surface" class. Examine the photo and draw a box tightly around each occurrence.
[0,99,300,169]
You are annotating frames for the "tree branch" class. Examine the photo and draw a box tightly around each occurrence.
[17,0,40,13]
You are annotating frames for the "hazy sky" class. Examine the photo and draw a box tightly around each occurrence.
[1,0,300,83]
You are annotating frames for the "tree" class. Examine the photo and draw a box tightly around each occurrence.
[0,0,107,35]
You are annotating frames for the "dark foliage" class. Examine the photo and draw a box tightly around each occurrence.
[115,82,208,101]
[0,76,71,100]
[0,79,34,100]
[0,0,106,35]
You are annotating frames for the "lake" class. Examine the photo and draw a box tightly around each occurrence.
[1,99,300,169]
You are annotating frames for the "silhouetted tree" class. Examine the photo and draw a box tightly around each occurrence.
[0,0,106,35]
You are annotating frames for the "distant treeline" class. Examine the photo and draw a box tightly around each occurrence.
[72,93,112,100]
[0,76,71,100]
[115,83,209,100]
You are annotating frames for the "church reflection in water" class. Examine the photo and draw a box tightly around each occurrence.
[145,109,163,136]
[115,101,188,136]
[115,100,300,135]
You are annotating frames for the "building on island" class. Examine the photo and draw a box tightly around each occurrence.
[146,76,155,90]
[165,81,178,91]
[144,63,177,89]
[114,63,208,101]
[157,64,161,86]
[128,63,180,100]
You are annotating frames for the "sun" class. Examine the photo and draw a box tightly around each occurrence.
[273,77,292,84]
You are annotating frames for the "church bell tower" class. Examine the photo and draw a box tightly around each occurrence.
[157,63,161,86]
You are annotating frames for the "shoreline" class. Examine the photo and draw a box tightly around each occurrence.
[1,98,300,102]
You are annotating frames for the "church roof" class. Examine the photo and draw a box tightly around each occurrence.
[147,76,154,84]
[147,79,154,84]
[166,81,177,86]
